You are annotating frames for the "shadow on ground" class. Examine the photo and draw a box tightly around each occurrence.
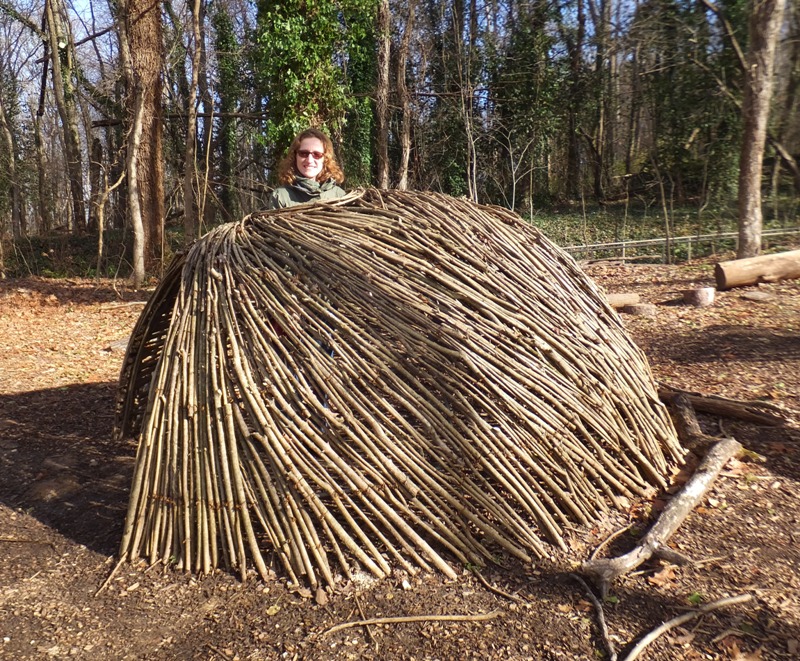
[660,325,800,364]
[0,382,134,556]
[2,277,151,308]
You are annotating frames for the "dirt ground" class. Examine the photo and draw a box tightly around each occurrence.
[0,257,799,661]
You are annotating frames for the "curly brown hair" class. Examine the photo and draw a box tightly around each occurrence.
[276,128,345,185]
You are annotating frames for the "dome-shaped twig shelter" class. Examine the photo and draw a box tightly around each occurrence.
[115,189,683,587]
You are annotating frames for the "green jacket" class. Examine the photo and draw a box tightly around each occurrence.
[267,177,346,209]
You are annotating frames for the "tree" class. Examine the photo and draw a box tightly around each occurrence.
[0,66,24,238]
[395,0,415,190]
[737,0,787,257]
[45,0,86,231]
[212,4,243,222]
[255,0,375,166]
[183,0,203,244]
[375,0,390,188]
[118,0,165,285]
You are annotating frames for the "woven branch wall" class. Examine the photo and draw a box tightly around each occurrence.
[115,189,683,587]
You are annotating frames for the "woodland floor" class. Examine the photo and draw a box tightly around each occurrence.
[0,256,799,661]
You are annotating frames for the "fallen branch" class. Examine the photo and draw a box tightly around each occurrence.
[714,249,800,289]
[582,437,742,597]
[570,573,617,661]
[658,384,789,427]
[606,293,640,310]
[320,608,502,637]
[622,593,753,661]
[665,394,719,454]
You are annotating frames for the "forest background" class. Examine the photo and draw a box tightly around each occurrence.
[0,0,798,286]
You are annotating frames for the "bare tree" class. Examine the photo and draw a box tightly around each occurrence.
[375,0,391,188]
[183,0,203,243]
[395,0,415,190]
[737,0,787,258]
[44,0,85,230]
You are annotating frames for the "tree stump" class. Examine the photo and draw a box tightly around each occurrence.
[622,303,657,316]
[682,287,715,307]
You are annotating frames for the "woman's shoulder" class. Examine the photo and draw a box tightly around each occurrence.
[266,186,289,209]
[320,180,346,198]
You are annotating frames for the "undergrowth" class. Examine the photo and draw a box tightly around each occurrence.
[2,196,798,278]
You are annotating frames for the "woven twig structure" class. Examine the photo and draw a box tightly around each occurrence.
[115,189,683,587]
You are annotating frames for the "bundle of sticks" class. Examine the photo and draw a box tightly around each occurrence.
[115,189,683,587]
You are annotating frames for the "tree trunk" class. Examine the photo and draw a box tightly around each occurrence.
[197,1,215,233]
[396,0,415,190]
[0,92,23,237]
[183,0,203,244]
[565,0,586,199]
[128,90,146,288]
[128,0,165,269]
[44,0,85,231]
[375,0,391,189]
[88,137,103,232]
[117,0,142,286]
[32,112,51,233]
[737,0,787,258]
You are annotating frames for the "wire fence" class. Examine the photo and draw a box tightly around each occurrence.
[562,226,800,262]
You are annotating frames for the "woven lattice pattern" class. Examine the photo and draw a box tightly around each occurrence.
[115,189,682,587]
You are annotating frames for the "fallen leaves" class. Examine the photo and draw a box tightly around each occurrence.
[647,565,678,588]
[717,635,763,660]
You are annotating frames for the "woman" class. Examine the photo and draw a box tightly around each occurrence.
[267,128,346,209]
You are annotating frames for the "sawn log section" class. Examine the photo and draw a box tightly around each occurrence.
[714,249,800,289]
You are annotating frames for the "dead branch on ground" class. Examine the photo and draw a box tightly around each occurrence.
[320,608,503,638]
[622,594,753,661]
[582,436,742,597]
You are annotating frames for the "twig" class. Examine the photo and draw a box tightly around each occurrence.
[0,537,56,551]
[471,569,525,603]
[102,301,147,310]
[205,644,231,660]
[320,608,502,637]
[95,557,126,597]
[354,594,378,648]
[622,594,753,661]
[590,524,633,561]
[570,573,617,661]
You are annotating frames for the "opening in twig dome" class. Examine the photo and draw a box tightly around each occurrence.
[115,189,683,587]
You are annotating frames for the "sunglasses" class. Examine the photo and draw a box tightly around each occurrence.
[297,149,325,160]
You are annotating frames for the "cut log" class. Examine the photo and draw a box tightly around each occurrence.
[714,249,800,290]
[682,287,715,307]
[606,293,640,309]
[621,303,657,316]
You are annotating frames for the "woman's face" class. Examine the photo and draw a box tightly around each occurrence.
[295,137,326,180]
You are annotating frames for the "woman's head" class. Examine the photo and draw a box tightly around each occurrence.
[277,128,344,185]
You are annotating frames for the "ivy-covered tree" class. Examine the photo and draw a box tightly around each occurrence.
[254,0,376,172]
